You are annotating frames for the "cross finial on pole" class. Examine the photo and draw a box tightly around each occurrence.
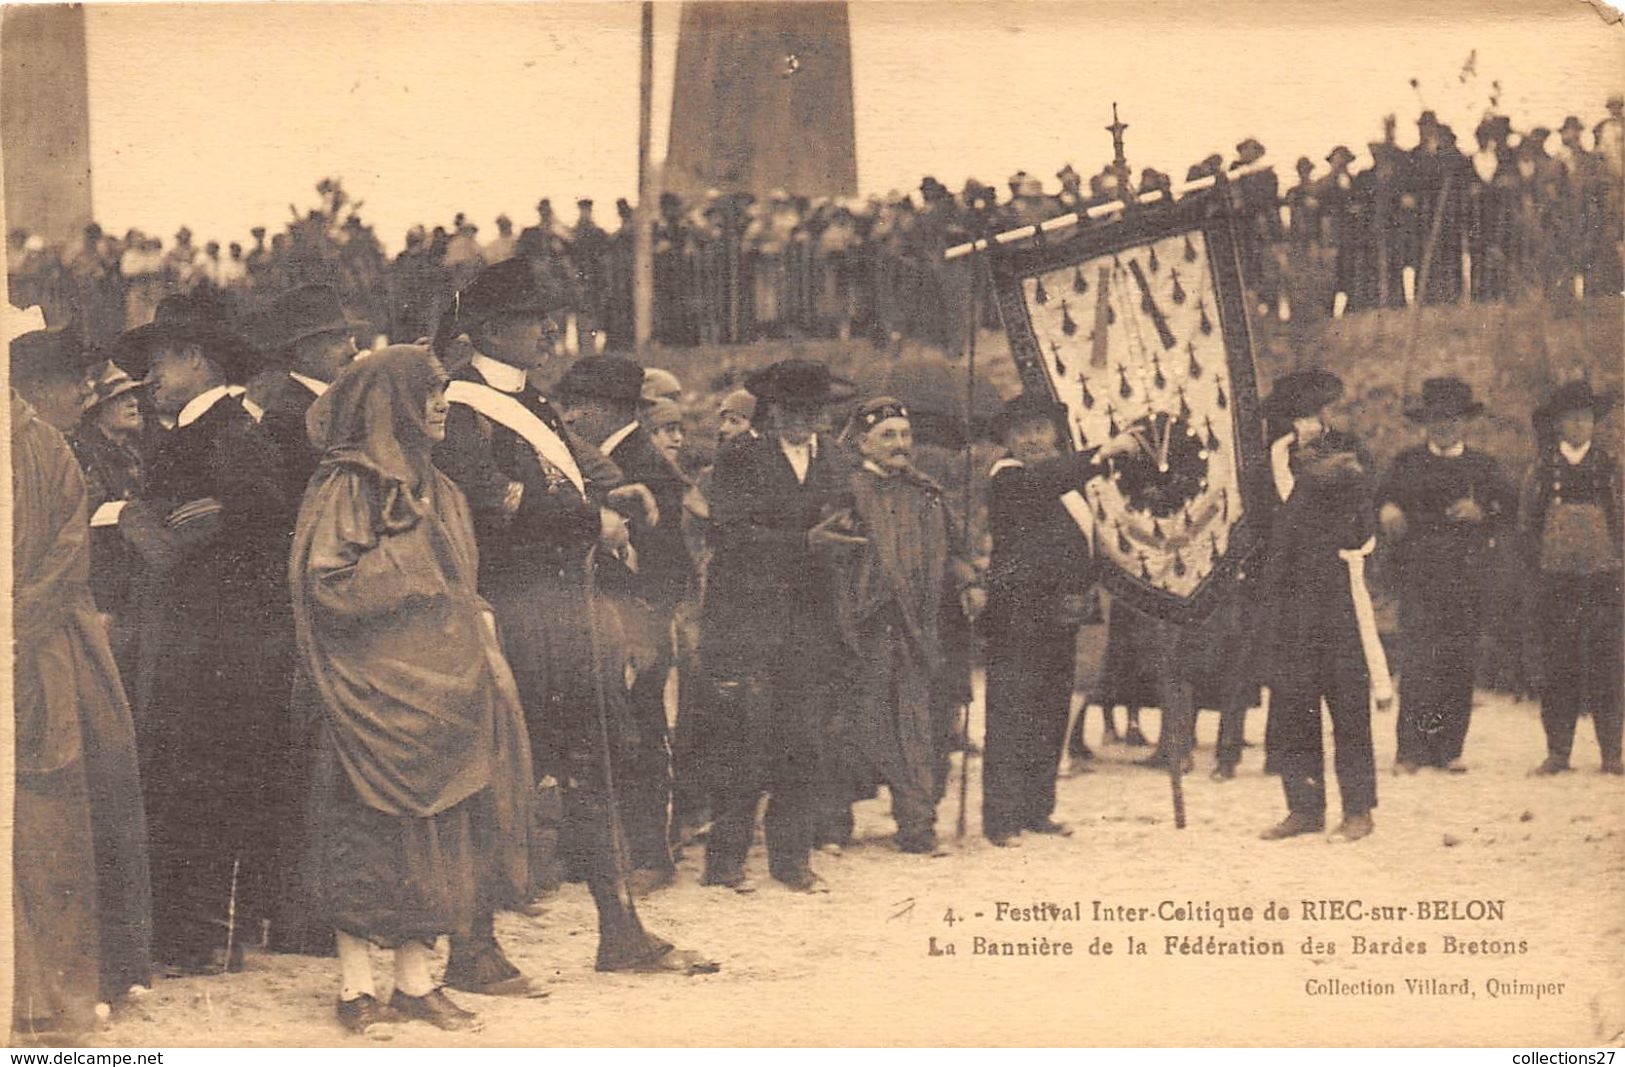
[1107,103,1133,207]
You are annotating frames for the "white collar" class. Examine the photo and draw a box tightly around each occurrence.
[289,371,329,397]
[470,353,528,393]
[989,457,1025,477]
[1560,440,1592,465]
[601,420,639,455]
[1427,441,1466,459]
[176,384,246,429]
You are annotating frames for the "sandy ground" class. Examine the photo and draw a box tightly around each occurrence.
[74,685,1625,1048]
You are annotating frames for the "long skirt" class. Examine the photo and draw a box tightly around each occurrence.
[309,740,506,949]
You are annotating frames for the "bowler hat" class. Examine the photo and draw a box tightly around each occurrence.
[1559,115,1586,135]
[989,390,1067,441]
[118,290,256,384]
[1534,379,1619,427]
[744,358,855,411]
[1262,367,1343,421]
[554,355,645,405]
[82,359,144,413]
[252,284,352,354]
[10,328,87,388]
[1404,377,1483,422]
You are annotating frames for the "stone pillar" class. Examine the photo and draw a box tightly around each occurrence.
[3,4,93,247]
[664,1,857,202]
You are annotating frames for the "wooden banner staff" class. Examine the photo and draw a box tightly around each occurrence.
[955,223,991,843]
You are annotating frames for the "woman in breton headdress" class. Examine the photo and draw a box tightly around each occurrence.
[289,345,534,1036]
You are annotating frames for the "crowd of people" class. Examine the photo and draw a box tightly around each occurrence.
[8,99,1624,1046]
[9,101,1624,363]
[10,236,1620,1041]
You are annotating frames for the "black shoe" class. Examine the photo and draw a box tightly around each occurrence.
[774,868,830,894]
[1025,818,1074,837]
[387,988,481,1032]
[701,867,756,893]
[1530,757,1571,776]
[336,994,399,1038]
[896,832,938,854]
[443,943,544,998]
[1259,812,1325,840]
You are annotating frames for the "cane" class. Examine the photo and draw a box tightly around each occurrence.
[582,543,642,924]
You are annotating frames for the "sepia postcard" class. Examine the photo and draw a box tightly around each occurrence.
[2,0,1622,1049]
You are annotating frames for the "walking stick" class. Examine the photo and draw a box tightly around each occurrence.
[582,544,642,924]
[955,251,982,843]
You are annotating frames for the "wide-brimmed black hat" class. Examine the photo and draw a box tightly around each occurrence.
[1326,145,1356,167]
[449,257,561,330]
[117,290,256,384]
[10,327,87,388]
[1404,376,1483,422]
[1262,367,1343,421]
[250,283,354,354]
[553,355,644,405]
[744,358,855,411]
[989,390,1068,441]
[1534,380,1620,427]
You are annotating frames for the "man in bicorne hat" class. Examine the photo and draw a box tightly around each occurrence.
[1257,369,1388,842]
[698,358,858,892]
[1524,381,1622,776]
[1378,377,1516,774]
[117,292,294,972]
[433,258,713,985]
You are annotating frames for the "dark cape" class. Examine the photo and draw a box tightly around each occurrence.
[12,394,152,1030]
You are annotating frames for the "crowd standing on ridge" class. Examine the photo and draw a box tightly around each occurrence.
[10,102,1625,359]
[7,100,1623,1045]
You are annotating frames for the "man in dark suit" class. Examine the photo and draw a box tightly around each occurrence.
[980,394,1133,846]
[553,355,694,894]
[1378,378,1516,773]
[1257,369,1386,843]
[432,259,712,988]
[251,284,360,501]
[117,293,295,972]
[698,359,859,893]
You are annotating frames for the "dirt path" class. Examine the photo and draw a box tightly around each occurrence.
[83,691,1624,1048]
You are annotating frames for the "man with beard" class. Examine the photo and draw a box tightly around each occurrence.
[553,356,691,895]
[698,359,857,892]
[117,293,293,972]
[825,398,980,855]
[433,259,713,988]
